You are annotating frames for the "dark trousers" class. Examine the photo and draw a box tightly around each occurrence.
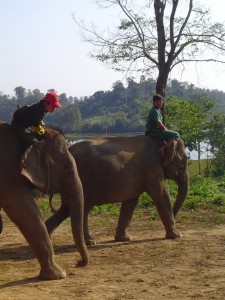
[145,130,180,141]
[11,120,39,147]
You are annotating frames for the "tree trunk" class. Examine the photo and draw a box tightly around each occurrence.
[155,67,170,124]
[197,141,201,175]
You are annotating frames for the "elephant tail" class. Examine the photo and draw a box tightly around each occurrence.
[49,193,57,213]
[0,210,3,235]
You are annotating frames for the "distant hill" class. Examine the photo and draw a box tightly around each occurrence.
[1,77,225,133]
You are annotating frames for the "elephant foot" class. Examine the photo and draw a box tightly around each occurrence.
[84,235,96,246]
[114,233,132,242]
[85,239,96,246]
[76,258,89,267]
[39,263,66,280]
[165,229,182,239]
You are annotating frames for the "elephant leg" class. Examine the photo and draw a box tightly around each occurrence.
[46,199,95,246]
[148,186,182,239]
[3,194,66,280]
[114,197,138,242]
[45,203,70,237]
[83,204,95,246]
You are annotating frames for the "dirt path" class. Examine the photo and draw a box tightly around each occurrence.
[1,210,225,300]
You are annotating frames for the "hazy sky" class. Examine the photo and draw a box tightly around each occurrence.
[1,0,225,98]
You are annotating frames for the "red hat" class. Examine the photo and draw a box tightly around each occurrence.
[44,92,61,108]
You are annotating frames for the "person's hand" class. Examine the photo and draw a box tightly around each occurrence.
[44,129,54,139]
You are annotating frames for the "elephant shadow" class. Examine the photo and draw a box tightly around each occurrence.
[0,244,40,289]
[0,245,33,261]
[1,237,164,262]
[0,237,164,289]
[0,277,39,290]
[53,236,164,254]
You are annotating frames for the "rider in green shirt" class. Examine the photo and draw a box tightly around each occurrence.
[145,94,180,157]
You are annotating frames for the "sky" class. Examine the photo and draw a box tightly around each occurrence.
[1,0,225,98]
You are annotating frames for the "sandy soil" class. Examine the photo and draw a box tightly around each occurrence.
[1,209,225,300]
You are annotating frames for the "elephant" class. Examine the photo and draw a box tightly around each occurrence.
[0,121,89,280]
[46,135,189,246]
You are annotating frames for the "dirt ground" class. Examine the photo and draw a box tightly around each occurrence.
[1,210,225,300]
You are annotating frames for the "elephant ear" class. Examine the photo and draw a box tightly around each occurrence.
[20,141,47,189]
[163,140,177,167]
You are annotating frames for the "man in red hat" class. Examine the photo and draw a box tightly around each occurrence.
[11,92,61,147]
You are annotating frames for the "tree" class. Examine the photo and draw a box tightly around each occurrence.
[208,114,225,176]
[99,107,116,134]
[165,96,214,174]
[59,93,70,107]
[32,89,43,99]
[75,0,225,122]
[61,106,82,133]
[14,86,26,108]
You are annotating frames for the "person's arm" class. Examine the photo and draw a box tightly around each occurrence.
[31,125,54,139]
[156,122,168,131]
[31,125,45,135]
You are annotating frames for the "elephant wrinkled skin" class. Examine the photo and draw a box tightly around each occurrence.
[0,121,89,280]
[46,136,189,245]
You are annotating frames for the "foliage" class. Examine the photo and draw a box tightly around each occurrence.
[166,96,214,152]
[47,106,82,133]
[185,176,225,213]
[1,78,225,139]
[165,96,225,176]
[134,176,225,215]
[208,114,225,175]
[36,197,51,218]
[188,159,210,177]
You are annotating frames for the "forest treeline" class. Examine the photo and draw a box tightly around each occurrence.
[1,76,225,134]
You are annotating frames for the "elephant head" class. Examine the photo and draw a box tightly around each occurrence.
[20,130,89,266]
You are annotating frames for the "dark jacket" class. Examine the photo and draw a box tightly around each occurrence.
[12,100,46,129]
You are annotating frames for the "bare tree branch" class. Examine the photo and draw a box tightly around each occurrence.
[74,0,225,97]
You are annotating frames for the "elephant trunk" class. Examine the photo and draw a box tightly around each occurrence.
[63,170,89,267]
[173,174,189,217]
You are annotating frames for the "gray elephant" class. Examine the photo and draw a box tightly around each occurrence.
[0,121,89,279]
[46,135,189,245]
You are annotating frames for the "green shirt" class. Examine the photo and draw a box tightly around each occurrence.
[145,106,162,134]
